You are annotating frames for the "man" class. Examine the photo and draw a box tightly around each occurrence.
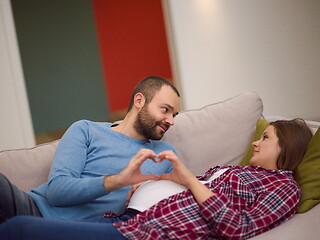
[0,75,180,222]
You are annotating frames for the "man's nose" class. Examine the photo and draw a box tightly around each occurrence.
[166,114,174,126]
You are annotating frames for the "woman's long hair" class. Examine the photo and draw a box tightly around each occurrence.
[271,118,312,171]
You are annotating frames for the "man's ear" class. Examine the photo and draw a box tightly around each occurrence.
[133,93,146,109]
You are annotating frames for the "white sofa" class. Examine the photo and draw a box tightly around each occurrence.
[0,92,319,239]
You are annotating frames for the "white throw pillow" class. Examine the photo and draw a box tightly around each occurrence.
[162,92,263,175]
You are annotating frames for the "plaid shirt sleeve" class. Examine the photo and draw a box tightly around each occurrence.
[199,179,301,239]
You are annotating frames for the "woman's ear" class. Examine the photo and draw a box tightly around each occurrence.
[133,93,146,109]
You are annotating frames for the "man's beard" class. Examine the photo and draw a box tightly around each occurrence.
[134,105,170,140]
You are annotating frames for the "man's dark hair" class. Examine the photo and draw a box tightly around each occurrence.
[127,76,180,112]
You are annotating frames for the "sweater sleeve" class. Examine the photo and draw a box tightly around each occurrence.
[199,181,300,239]
[45,121,108,206]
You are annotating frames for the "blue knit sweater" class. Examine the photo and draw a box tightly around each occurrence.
[27,120,175,220]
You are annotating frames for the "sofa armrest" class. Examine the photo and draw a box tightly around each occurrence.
[0,140,59,191]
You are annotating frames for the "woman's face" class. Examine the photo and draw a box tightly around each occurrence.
[250,125,281,170]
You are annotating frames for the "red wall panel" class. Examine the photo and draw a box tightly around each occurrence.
[93,0,173,113]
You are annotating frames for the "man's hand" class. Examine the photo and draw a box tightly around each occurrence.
[103,149,161,192]
[159,150,215,204]
[126,182,144,206]
[158,150,195,187]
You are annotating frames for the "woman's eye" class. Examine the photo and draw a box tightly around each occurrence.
[263,135,268,140]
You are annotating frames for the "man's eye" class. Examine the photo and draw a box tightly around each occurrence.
[162,107,168,112]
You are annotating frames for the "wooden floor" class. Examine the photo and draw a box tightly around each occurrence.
[35,111,127,145]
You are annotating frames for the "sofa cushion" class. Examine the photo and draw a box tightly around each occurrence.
[0,140,59,191]
[162,92,263,175]
[295,127,320,213]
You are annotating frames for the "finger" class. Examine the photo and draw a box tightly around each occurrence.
[160,173,173,181]
[157,150,175,158]
[135,182,144,189]
[157,151,177,162]
[128,153,157,171]
[135,150,158,164]
[134,149,156,159]
[126,190,133,202]
[140,174,160,182]
[159,154,180,166]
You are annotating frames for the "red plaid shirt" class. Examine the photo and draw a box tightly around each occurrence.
[113,165,301,239]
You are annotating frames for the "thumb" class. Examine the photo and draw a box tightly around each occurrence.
[140,174,160,182]
[126,189,133,202]
[160,173,173,181]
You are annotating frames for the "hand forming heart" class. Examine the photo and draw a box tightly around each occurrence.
[104,149,167,192]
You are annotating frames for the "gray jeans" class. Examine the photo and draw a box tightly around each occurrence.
[0,173,42,223]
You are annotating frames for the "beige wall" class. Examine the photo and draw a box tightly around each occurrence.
[0,0,35,150]
[165,0,320,121]
[1,0,320,150]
